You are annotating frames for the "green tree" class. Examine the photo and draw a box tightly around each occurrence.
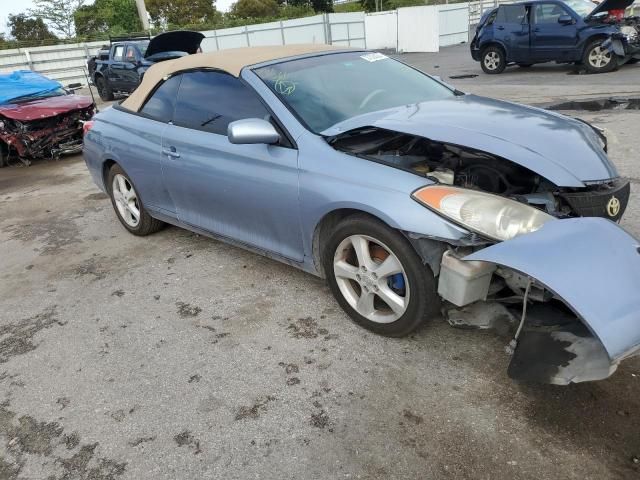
[287,0,333,13]
[74,0,143,36]
[146,0,219,28]
[7,14,58,42]
[229,0,279,18]
[28,0,86,38]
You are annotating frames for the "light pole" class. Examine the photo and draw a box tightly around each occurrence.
[134,0,150,31]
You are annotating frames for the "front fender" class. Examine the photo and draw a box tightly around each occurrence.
[602,37,626,57]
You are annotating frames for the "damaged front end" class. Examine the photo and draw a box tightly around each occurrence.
[411,186,640,385]
[0,97,94,167]
[330,124,630,222]
[323,95,637,384]
[593,13,640,60]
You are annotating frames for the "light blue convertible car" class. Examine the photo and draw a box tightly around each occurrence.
[83,44,639,384]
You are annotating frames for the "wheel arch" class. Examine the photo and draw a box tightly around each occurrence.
[581,34,611,57]
[101,158,118,192]
[310,207,447,279]
[312,208,395,278]
[481,41,507,56]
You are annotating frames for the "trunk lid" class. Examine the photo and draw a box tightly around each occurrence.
[145,30,205,59]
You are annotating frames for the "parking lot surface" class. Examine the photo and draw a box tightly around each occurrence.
[1,45,640,479]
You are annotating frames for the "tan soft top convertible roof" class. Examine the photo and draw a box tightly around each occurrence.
[121,44,348,112]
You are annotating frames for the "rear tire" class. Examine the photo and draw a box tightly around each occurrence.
[481,45,506,74]
[582,39,618,74]
[107,164,164,236]
[323,214,440,337]
[95,76,114,101]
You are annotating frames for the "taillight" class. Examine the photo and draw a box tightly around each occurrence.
[82,120,94,136]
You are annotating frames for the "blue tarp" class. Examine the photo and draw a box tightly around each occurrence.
[0,70,62,105]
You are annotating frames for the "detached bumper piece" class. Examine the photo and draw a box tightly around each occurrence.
[560,178,630,221]
[507,304,616,385]
[463,217,640,384]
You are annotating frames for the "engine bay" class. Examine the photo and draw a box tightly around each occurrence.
[330,127,630,220]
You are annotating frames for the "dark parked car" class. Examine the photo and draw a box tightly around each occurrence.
[471,0,640,73]
[91,31,204,101]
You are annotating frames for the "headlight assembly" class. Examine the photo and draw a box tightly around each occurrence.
[412,185,555,242]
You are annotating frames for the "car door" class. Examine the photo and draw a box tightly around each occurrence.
[492,4,530,62]
[160,70,304,262]
[108,45,126,90]
[531,2,579,61]
[122,74,181,215]
[120,45,141,91]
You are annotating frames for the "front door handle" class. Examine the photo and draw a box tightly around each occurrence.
[162,146,180,158]
[497,26,505,30]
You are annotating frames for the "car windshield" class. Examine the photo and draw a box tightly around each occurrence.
[8,88,67,104]
[562,0,596,17]
[254,51,455,133]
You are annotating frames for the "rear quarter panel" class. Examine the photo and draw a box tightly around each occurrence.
[83,106,174,214]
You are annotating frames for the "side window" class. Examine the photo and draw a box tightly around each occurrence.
[173,70,270,136]
[125,46,137,62]
[535,3,570,23]
[139,75,182,123]
[486,10,497,26]
[113,45,124,61]
[497,5,527,23]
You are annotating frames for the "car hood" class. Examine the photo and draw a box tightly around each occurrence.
[588,0,635,18]
[0,94,94,121]
[145,30,204,59]
[322,95,618,187]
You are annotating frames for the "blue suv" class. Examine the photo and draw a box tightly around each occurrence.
[471,0,640,73]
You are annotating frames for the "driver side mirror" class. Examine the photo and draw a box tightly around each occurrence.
[558,15,574,25]
[227,118,280,145]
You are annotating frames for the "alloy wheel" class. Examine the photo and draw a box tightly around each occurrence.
[588,46,612,69]
[112,174,140,227]
[484,51,500,71]
[333,234,410,323]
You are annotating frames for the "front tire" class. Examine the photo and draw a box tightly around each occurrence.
[481,45,506,74]
[323,215,440,337]
[583,39,618,74]
[95,76,114,101]
[107,164,164,236]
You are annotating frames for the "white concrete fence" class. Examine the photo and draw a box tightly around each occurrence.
[2,1,637,87]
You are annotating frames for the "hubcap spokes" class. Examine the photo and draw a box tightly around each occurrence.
[589,46,611,68]
[333,235,410,323]
[484,52,499,70]
[112,174,140,227]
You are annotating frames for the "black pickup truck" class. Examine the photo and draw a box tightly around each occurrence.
[90,31,204,101]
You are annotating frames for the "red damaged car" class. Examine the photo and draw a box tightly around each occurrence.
[0,70,95,167]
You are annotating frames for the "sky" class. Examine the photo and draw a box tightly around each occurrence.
[0,0,234,35]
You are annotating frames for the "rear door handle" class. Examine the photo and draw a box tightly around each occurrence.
[497,26,505,30]
[162,146,180,158]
